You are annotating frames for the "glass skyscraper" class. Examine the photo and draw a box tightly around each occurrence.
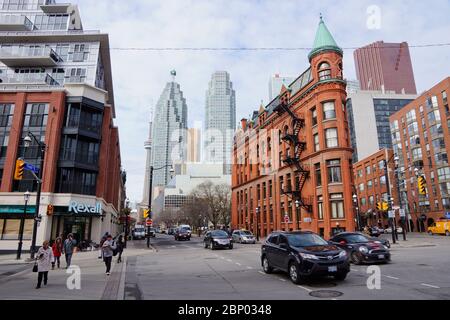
[205,71,236,174]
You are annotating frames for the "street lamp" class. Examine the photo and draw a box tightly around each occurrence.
[295,200,301,231]
[23,132,46,260]
[352,194,361,231]
[17,191,31,260]
[124,198,130,248]
[255,207,260,242]
[147,164,174,248]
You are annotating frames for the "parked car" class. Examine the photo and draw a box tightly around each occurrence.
[261,231,350,284]
[330,232,391,265]
[132,225,146,240]
[168,227,177,235]
[384,227,403,234]
[232,230,256,244]
[204,230,233,250]
[175,226,192,241]
[428,220,450,236]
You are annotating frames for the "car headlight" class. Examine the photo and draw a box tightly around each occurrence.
[299,253,319,260]
[338,251,347,258]
[359,246,369,254]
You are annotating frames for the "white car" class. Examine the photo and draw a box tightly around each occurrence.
[384,227,403,234]
[232,230,256,244]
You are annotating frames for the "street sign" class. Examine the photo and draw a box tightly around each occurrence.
[399,209,406,217]
[303,217,312,223]
[393,206,400,210]
[284,215,290,223]
[24,163,39,174]
[388,210,395,218]
[146,218,153,226]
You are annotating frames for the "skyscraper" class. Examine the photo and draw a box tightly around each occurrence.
[354,41,417,94]
[205,71,236,174]
[151,71,188,187]
[269,74,295,100]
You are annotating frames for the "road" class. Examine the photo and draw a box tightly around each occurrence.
[0,233,449,300]
[124,233,450,300]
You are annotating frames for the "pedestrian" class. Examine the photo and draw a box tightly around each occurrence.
[63,233,77,269]
[35,240,53,289]
[102,234,116,275]
[116,235,124,263]
[51,237,63,269]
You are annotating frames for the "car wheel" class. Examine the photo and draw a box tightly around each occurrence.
[204,242,208,249]
[239,238,243,244]
[334,272,348,281]
[210,243,215,250]
[229,244,233,250]
[351,252,363,265]
[428,231,433,235]
[288,262,304,284]
[262,256,273,274]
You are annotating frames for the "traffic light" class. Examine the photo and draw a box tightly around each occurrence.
[47,205,54,216]
[376,202,382,211]
[376,201,389,211]
[382,202,389,211]
[418,175,427,195]
[143,209,150,219]
[14,159,25,180]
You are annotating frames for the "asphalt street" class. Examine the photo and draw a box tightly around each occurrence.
[125,233,450,300]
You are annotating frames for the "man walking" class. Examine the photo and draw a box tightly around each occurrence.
[63,234,77,269]
[102,234,116,275]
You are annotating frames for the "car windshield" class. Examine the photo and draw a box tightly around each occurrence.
[180,228,190,232]
[242,231,252,235]
[344,234,370,243]
[286,233,328,247]
[211,230,228,237]
[135,228,144,232]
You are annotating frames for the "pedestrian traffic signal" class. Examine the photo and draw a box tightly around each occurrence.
[14,159,25,180]
[418,176,427,195]
[47,205,54,216]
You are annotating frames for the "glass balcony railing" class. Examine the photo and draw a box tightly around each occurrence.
[0,46,61,66]
[0,15,33,31]
[0,73,59,86]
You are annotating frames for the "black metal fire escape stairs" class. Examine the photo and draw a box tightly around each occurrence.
[274,96,313,213]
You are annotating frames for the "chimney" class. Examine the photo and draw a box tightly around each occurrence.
[241,118,248,130]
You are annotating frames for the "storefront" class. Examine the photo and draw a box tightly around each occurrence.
[0,205,36,241]
[49,200,103,245]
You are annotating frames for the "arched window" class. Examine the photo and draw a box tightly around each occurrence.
[318,62,331,81]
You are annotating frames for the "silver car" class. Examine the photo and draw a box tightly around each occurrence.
[232,230,256,244]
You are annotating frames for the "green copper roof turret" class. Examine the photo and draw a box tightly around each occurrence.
[308,16,343,61]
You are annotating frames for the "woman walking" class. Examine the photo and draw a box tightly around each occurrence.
[116,235,124,263]
[51,237,63,269]
[101,234,116,275]
[36,240,53,289]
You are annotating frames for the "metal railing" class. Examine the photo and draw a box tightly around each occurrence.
[0,72,59,86]
[0,15,33,30]
[0,46,61,62]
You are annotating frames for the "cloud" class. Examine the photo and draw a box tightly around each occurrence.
[71,0,450,203]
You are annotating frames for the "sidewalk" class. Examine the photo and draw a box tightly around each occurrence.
[0,242,152,300]
[380,232,447,248]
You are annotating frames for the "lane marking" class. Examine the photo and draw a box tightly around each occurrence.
[170,246,176,248]
[246,266,253,269]
[297,285,312,292]
[279,278,287,282]
[226,259,232,262]
[220,257,225,260]
[421,283,440,289]
[258,271,265,275]
[351,268,359,272]
[384,275,399,280]
[236,262,241,266]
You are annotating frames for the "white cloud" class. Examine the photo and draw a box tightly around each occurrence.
[71,0,450,203]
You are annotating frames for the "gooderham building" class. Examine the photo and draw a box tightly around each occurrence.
[0,0,126,253]
[231,17,355,239]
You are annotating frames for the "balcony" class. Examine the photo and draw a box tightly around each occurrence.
[0,15,33,31]
[0,73,59,86]
[40,3,71,13]
[0,47,61,67]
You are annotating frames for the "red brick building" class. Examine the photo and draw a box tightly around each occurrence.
[353,149,400,229]
[231,17,355,239]
[354,41,417,94]
[389,77,450,232]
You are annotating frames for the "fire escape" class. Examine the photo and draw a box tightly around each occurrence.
[274,95,313,213]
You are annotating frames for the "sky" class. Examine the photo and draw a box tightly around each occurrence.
[70,0,450,205]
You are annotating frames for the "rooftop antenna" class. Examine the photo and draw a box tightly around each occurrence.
[319,13,323,21]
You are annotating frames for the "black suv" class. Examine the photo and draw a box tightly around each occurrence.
[175,227,191,241]
[261,231,350,284]
[329,232,391,265]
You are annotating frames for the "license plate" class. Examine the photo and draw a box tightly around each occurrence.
[328,266,337,273]
[378,255,385,259]
[219,240,228,245]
